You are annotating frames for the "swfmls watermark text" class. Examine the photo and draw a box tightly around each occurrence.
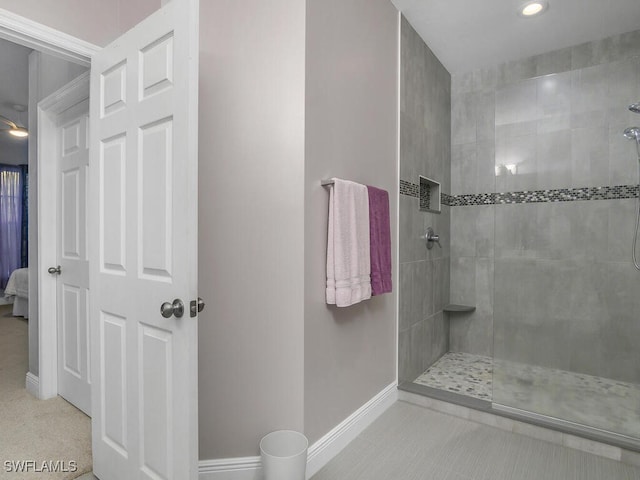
[4,460,78,473]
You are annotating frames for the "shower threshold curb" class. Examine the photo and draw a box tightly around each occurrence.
[398,382,640,459]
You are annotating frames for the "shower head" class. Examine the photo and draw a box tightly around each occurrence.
[629,103,640,114]
[624,127,640,140]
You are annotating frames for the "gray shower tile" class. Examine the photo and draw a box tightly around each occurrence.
[400,112,419,182]
[475,257,494,316]
[474,205,495,258]
[568,317,606,378]
[571,126,609,187]
[432,257,446,313]
[449,311,493,357]
[398,326,412,383]
[399,262,414,332]
[568,200,608,261]
[476,141,496,194]
[537,130,572,189]
[537,72,572,134]
[609,126,639,185]
[606,199,637,262]
[537,72,572,117]
[570,64,609,128]
[439,206,451,258]
[613,29,640,59]
[494,204,538,258]
[442,255,451,309]
[495,134,537,193]
[449,256,476,306]
[571,36,618,70]
[536,202,567,259]
[450,206,476,257]
[496,57,537,87]
[473,66,498,92]
[606,58,639,112]
[452,91,477,145]
[494,258,536,319]
[476,90,495,142]
[399,195,425,263]
[415,259,434,320]
[451,143,477,195]
[495,79,538,126]
[410,319,429,378]
[535,46,572,76]
[621,449,640,468]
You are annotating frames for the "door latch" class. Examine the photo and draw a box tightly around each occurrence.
[189,297,205,317]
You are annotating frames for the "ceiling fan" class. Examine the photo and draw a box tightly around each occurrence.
[0,104,28,138]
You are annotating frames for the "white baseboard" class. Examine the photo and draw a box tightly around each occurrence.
[198,456,262,480]
[25,372,40,398]
[305,382,397,478]
[198,382,398,480]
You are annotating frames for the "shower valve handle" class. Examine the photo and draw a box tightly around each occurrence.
[425,227,441,250]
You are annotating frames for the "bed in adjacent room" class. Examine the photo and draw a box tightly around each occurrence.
[4,268,28,318]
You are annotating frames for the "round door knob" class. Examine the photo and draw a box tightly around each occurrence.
[160,299,185,318]
[48,265,62,275]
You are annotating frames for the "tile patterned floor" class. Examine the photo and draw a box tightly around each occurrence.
[414,352,493,400]
[414,352,640,439]
[311,401,640,480]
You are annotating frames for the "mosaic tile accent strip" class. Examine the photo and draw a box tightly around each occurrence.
[400,181,638,207]
[447,185,639,206]
[441,193,454,206]
[400,179,419,198]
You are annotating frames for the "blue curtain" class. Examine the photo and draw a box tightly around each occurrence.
[0,164,24,289]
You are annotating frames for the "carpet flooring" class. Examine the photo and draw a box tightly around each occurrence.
[0,304,92,479]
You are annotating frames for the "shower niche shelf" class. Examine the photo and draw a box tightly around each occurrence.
[419,175,441,214]
[443,304,476,314]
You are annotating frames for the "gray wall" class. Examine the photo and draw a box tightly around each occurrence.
[398,16,451,384]
[450,29,640,383]
[198,0,306,458]
[304,0,398,445]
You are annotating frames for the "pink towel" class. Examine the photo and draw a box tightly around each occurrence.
[367,186,392,296]
[326,179,372,307]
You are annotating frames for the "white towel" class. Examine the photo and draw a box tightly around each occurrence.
[326,178,371,307]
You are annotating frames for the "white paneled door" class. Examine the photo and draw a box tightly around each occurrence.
[56,99,91,416]
[89,0,199,479]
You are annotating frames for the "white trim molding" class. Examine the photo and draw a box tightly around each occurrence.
[198,382,398,480]
[36,72,91,401]
[0,8,99,66]
[198,457,262,480]
[25,372,40,398]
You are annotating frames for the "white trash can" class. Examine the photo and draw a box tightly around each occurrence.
[260,430,308,480]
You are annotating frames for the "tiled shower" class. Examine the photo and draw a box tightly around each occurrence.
[398,15,640,447]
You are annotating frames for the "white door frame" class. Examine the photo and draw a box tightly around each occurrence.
[37,72,90,400]
[0,8,100,400]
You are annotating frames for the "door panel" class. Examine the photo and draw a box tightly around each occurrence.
[57,98,91,416]
[90,0,199,478]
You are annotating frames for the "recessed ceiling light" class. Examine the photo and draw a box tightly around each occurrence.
[519,1,549,17]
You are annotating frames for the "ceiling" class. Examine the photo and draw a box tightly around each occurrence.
[391,0,640,74]
[0,37,30,165]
